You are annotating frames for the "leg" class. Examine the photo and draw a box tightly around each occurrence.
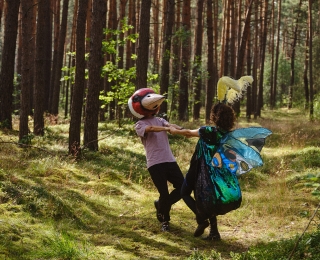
[148,163,172,222]
[204,216,221,240]
[181,179,209,237]
[166,162,184,205]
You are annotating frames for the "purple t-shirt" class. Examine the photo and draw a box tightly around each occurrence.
[135,117,176,168]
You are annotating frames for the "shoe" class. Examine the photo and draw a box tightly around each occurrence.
[203,232,221,241]
[154,200,163,222]
[194,220,209,237]
[161,221,170,232]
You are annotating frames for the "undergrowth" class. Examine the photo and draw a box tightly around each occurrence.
[0,108,319,259]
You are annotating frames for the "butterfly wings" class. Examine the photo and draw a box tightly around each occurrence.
[212,127,272,175]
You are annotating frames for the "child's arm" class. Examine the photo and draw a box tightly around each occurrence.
[169,127,200,138]
[167,123,184,130]
[145,125,170,133]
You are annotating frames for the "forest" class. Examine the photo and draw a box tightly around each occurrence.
[0,0,319,152]
[0,0,320,259]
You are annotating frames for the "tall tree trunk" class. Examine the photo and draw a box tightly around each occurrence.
[308,0,313,120]
[50,0,69,116]
[34,0,50,135]
[152,0,159,74]
[269,0,275,109]
[135,0,151,89]
[107,0,117,120]
[126,0,135,70]
[192,0,204,121]
[0,0,20,129]
[246,30,253,118]
[83,0,107,151]
[303,31,309,110]
[223,0,231,76]
[65,0,78,119]
[69,0,88,155]
[234,0,253,115]
[19,0,34,142]
[236,0,253,78]
[178,0,191,121]
[49,0,60,112]
[170,0,181,119]
[257,0,269,117]
[205,0,216,123]
[272,0,281,109]
[229,1,236,76]
[43,0,52,111]
[252,1,258,119]
[159,0,175,117]
[287,0,302,110]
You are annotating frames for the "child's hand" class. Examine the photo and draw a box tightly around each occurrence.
[169,126,178,135]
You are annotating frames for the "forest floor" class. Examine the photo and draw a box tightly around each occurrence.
[0,107,319,259]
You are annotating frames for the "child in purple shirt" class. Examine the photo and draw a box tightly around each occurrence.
[128,88,188,232]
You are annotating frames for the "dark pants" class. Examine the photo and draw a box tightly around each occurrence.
[181,179,217,227]
[148,162,184,222]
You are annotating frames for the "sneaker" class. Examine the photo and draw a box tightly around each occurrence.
[203,232,221,241]
[161,221,170,232]
[194,220,209,237]
[154,200,163,222]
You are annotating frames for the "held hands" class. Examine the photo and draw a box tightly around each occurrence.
[168,126,179,135]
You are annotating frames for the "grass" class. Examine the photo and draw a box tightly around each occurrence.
[0,108,319,259]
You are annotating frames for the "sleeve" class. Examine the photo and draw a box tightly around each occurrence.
[158,117,169,127]
[135,120,147,137]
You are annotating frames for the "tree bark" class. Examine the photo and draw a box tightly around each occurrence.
[287,0,302,110]
[19,0,34,141]
[192,0,204,121]
[159,0,175,117]
[50,0,69,115]
[135,0,151,89]
[0,0,20,129]
[308,0,313,119]
[69,0,88,155]
[272,0,282,109]
[178,0,191,121]
[83,0,107,151]
[205,0,216,123]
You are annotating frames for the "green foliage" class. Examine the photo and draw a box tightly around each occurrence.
[34,231,94,259]
[187,249,222,260]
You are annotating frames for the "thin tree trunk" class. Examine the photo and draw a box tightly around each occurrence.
[270,0,275,109]
[49,0,60,111]
[152,0,159,74]
[308,0,313,119]
[178,0,191,121]
[192,0,204,121]
[159,0,174,118]
[272,0,281,109]
[205,0,216,123]
[257,0,269,117]
[303,32,309,110]
[50,0,69,116]
[287,0,302,110]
